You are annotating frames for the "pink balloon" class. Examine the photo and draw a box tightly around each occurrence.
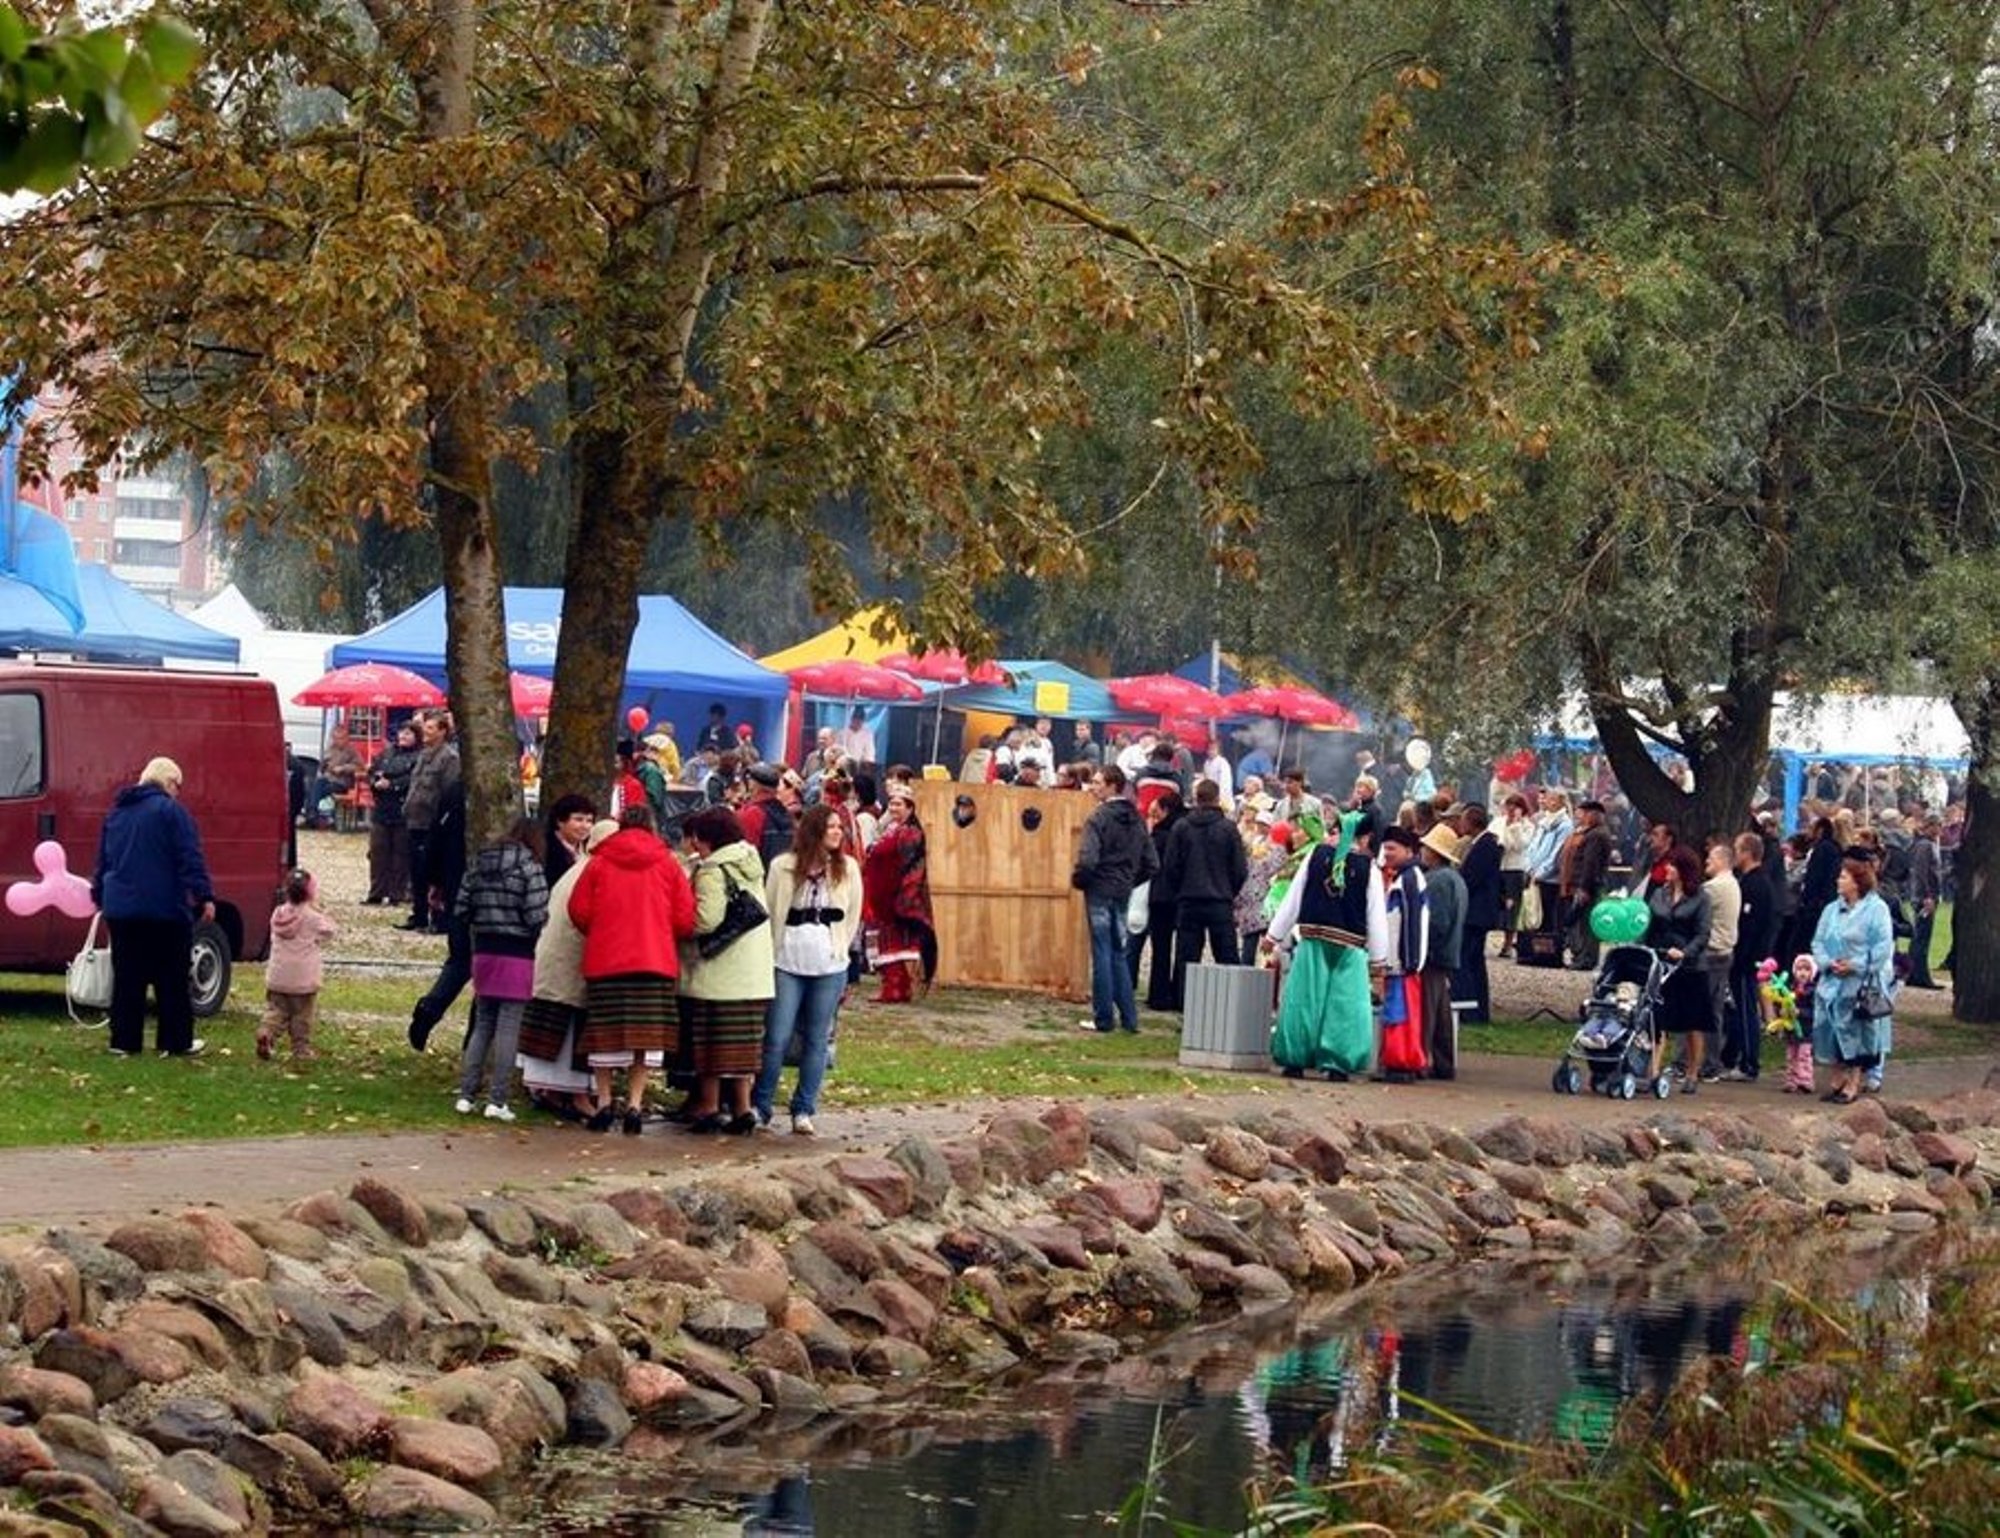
[4,840,98,919]
[625,706,649,733]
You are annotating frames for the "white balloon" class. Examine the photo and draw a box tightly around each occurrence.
[1404,737,1432,772]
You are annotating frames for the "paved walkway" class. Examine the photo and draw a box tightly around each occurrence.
[6,1050,1992,1235]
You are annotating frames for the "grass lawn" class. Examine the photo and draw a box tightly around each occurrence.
[2,940,1989,1149]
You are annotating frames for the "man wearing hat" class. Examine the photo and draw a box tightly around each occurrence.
[1416,824,1466,1079]
[736,762,797,865]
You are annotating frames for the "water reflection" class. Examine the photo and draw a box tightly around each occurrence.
[527,1238,1959,1537]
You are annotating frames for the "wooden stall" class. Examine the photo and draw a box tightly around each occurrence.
[911,780,1091,1001]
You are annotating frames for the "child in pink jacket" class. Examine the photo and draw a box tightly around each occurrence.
[261,870,336,1061]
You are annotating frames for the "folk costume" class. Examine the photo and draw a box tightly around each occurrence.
[863,810,937,1003]
[1267,827,1387,1078]
[1378,857,1430,1077]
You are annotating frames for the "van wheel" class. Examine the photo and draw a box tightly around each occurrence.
[189,922,233,1018]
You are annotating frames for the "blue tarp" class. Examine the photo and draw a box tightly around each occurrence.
[0,562,240,664]
[945,659,1122,721]
[330,587,790,750]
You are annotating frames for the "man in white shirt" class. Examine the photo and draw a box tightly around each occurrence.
[834,707,876,766]
[1017,717,1056,776]
[1201,743,1234,809]
[1115,729,1156,778]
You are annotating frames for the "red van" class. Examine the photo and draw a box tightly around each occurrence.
[0,661,289,1014]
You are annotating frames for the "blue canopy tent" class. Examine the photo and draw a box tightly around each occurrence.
[943,659,1122,722]
[0,562,240,664]
[330,586,790,751]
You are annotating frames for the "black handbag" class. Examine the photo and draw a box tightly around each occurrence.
[697,867,768,959]
[1855,979,1894,1020]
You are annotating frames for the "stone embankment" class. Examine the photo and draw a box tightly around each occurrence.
[4,1090,1999,1533]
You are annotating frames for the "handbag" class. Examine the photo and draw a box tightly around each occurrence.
[1855,978,1894,1020]
[1517,883,1543,931]
[697,868,768,960]
[66,913,114,1023]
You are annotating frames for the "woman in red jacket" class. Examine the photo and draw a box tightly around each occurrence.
[566,804,696,1134]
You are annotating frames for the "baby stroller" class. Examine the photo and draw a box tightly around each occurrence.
[1551,944,1674,1101]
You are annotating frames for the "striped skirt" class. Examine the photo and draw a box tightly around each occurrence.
[580,973,678,1064]
[677,994,769,1078]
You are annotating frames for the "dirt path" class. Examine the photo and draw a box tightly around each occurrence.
[9,1049,1993,1236]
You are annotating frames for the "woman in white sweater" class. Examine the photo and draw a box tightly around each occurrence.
[752,804,862,1136]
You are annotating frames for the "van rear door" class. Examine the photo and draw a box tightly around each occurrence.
[0,687,58,966]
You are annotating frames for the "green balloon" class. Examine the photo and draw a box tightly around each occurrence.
[1591,896,1649,945]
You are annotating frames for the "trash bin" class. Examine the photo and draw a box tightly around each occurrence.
[1179,962,1275,1071]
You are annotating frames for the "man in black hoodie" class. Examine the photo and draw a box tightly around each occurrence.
[1162,777,1250,1006]
[1072,766,1158,1034]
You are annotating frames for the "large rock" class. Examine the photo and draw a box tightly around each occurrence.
[827,1156,914,1220]
[1913,1130,1979,1174]
[0,1365,94,1422]
[602,1187,691,1241]
[41,1231,145,1308]
[865,1276,937,1344]
[980,1114,1062,1187]
[684,1299,768,1352]
[386,1416,503,1490]
[353,1465,497,1529]
[804,1221,885,1281]
[34,1325,192,1403]
[118,1301,231,1371]
[0,1424,56,1482]
[349,1179,432,1247]
[283,1373,390,1460]
[563,1378,633,1449]
[264,1283,346,1367]
[174,1212,269,1281]
[887,1138,955,1216]
[280,1192,391,1247]
[460,1196,538,1254]
[1108,1243,1201,1322]
[1061,1176,1163,1234]
[1038,1103,1093,1170]
[131,1470,244,1537]
[139,1398,244,1457]
[231,1217,330,1264]
[102,1218,210,1276]
[620,1361,693,1415]
[1204,1126,1273,1181]
[602,1239,714,1288]
[157,1448,260,1530]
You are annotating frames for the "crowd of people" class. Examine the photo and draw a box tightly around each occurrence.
[91,697,1950,1127]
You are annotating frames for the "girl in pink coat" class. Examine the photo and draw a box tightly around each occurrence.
[261,870,337,1061]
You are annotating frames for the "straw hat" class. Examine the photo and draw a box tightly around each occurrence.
[1419,824,1463,864]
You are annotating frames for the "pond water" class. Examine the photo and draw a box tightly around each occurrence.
[522,1235,1962,1537]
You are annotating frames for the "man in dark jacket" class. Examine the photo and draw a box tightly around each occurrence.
[1161,777,1249,1003]
[1905,814,1943,989]
[400,710,461,931]
[1453,804,1503,1022]
[93,756,216,1057]
[1722,831,1780,1080]
[1072,765,1158,1034]
[1564,800,1616,970]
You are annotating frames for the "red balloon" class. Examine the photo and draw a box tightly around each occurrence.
[625,706,649,733]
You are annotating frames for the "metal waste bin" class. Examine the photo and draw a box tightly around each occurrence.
[1179,962,1275,1071]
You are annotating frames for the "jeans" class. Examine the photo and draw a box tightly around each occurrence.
[754,968,846,1120]
[460,996,525,1107]
[1087,896,1139,1032]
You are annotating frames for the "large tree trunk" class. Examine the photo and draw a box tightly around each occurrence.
[540,0,775,813]
[415,0,514,848]
[1951,679,2000,1024]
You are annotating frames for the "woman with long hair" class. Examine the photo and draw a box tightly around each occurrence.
[753,804,861,1135]
[453,816,548,1121]
[863,786,935,1003]
[1130,790,1186,1010]
[678,806,774,1133]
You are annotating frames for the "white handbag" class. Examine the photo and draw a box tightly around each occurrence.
[66,913,114,1022]
[1125,881,1151,936]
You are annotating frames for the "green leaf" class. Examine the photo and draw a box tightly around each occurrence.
[119,51,166,125]
[10,109,84,194]
[138,17,201,86]
[0,6,28,65]
[80,93,139,169]
[69,29,131,89]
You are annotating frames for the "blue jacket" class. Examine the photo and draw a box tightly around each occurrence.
[93,784,213,923]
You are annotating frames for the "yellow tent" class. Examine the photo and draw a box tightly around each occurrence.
[760,605,910,672]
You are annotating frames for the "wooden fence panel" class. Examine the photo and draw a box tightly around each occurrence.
[912,781,1091,1000]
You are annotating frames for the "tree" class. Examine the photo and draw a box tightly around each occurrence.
[0,1,1560,846]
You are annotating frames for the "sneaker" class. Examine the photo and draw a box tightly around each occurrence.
[791,1114,816,1137]
[162,1039,206,1058]
[483,1103,516,1123]
[107,1047,132,1058]
[1077,1020,1111,1034]
[454,1097,476,1115]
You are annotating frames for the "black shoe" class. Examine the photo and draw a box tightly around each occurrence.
[621,1107,644,1136]
[585,1106,617,1133]
[1281,1066,1305,1079]
[407,1003,438,1052]
[726,1112,758,1136]
[687,1112,729,1135]
[397,918,430,932]
[1324,1069,1350,1083]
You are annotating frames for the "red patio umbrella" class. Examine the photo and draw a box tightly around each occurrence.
[294,663,445,709]
[1222,684,1353,728]
[509,671,553,717]
[1109,673,1228,718]
[786,659,925,702]
[879,649,1009,687]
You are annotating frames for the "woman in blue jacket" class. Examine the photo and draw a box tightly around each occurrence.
[1811,855,1894,1104]
[93,757,215,1057]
